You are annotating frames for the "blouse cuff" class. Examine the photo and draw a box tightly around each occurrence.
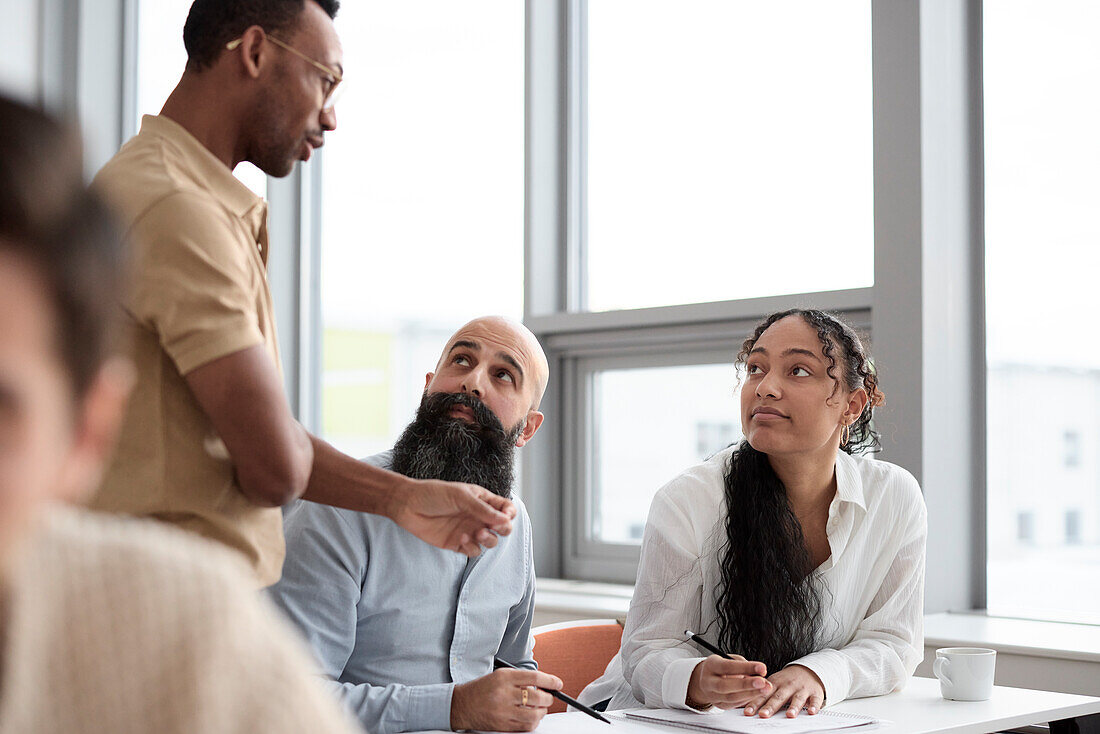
[787,650,849,706]
[663,656,709,710]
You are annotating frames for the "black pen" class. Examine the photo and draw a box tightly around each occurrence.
[493,656,611,725]
[684,629,734,660]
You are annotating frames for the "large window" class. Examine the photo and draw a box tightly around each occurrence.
[585,0,873,312]
[538,0,874,582]
[588,360,741,545]
[130,0,522,459]
[985,0,1100,625]
[117,0,1095,625]
[318,3,524,457]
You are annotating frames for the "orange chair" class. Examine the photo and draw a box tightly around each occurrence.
[531,619,624,713]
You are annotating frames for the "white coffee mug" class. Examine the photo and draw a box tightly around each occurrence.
[933,647,996,701]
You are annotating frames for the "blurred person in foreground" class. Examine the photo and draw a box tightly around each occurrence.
[0,95,361,734]
[91,0,513,588]
[270,317,562,733]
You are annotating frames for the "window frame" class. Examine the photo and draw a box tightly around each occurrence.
[565,347,739,581]
[99,0,986,613]
[554,303,874,583]
[565,307,876,582]
[523,0,987,615]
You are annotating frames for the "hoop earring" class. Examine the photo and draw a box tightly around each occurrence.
[841,423,851,447]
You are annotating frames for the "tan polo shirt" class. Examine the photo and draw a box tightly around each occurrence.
[91,115,284,586]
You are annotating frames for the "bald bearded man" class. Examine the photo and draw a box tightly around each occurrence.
[269,317,562,734]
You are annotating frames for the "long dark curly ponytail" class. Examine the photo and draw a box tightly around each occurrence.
[712,310,884,672]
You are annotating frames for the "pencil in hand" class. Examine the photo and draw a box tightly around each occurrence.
[493,656,611,725]
[684,630,734,660]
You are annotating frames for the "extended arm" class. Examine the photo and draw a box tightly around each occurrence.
[184,349,514,556]
[185,345,311,506]
[305,435,515,556]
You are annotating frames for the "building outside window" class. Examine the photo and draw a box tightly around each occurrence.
[591,362,742,544]
[1066,509,1083,545]
[696,421,739,460]
[1064,430,1081,469]
[985,0,1100,624]
[1016,512,1035,545]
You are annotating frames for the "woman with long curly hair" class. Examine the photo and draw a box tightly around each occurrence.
[580,309,926,719]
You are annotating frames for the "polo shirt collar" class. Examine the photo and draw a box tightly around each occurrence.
[138,114,263,219]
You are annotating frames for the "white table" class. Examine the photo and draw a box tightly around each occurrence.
[413,677,1100,734]
[825,676,1099,734]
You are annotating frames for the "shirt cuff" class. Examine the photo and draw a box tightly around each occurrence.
[786,650,849,706]
[663,656,708,710]
[401,682,455,732]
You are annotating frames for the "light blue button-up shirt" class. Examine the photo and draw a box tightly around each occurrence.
[269,451,537,734]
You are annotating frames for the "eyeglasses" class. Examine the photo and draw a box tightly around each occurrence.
[227,34,343,111]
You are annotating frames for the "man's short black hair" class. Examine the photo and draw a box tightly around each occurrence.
[0,96,127,397]
[183,0,340,71]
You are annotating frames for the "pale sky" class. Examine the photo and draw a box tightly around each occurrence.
[984,0,1100,371]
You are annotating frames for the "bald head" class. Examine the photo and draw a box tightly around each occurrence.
[425,316,548,450]
[436,316,549,409]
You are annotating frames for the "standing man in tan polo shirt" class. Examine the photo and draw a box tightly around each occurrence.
[0,93,361,734]
[92,0,516,587]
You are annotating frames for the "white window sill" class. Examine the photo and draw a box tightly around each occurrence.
[536,579,1100,664]
[924,612,1100,664]
[534,578,632,622]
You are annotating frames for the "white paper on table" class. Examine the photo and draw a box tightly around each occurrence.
[619,706,881,734]
[474,710,629,733]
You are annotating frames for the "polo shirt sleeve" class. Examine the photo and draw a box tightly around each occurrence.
[127,191,265,375]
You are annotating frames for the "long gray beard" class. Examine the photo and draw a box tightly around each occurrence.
[390,392,523,498]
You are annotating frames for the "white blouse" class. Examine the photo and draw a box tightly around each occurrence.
[580,446,927,711]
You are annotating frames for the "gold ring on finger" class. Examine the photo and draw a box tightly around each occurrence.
[521,688,528,707]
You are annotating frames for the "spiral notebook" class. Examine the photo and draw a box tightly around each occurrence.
[620,707,880,734]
